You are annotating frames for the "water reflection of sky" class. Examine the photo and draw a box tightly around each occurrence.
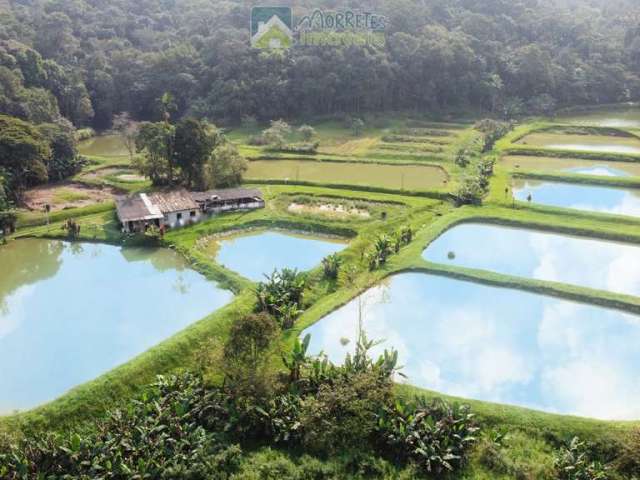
[0,239,233,413]
[423,223,640,297]
[303,273,640,420]
[216,231,345,281]
[513,180,640,218]
[547,143,640,154]
[565,165,630,177]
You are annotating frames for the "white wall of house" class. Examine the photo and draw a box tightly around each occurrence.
[163,209,201,228]
[206,201,265,214]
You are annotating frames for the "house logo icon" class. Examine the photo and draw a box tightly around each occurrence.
[251,6,293,49]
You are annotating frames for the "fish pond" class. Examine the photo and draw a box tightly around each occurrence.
[512,179,640,218]
[557,107,640,128]
[215,230,347,281]
[516,133,640,155]
[303,273,640,419]
[0,239,233,413]
[245,159,447,190]
[78,134,129,157]
[503,155,640,177]
[423,223,640,297]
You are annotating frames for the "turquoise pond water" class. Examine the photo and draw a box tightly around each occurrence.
[422,223,640,297]
[0,239,232,413]
[303,273,640,419]
[565,165,631,177]
[215,231,346,281]
[513,180,640,218]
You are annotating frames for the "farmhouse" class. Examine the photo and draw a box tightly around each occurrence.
[116,188,264,233]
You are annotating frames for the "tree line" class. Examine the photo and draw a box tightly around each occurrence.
[2,0,640,130]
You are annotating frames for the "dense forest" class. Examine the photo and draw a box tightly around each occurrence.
[2,0,640,130]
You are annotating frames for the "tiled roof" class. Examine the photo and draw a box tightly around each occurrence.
[147,189,198,213]
[115,195,163,222]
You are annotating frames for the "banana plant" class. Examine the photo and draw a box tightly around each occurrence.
[282,334,311,386]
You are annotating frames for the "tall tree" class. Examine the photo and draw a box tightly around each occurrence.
[173,118,219,190]
[206,143,247,188]
[0,115,50,200]
[134,121,174,186]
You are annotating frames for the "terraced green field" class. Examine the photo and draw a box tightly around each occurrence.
[245,159,449,190]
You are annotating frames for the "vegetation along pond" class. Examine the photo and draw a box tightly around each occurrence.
[423,223,640,297]
[303,273,640,420]
[512,179,640,218]
[0,239,233,413]
[245,160,447,190]
[215,230,347,281]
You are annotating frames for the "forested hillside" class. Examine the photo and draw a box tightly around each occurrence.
[2,0,640,129]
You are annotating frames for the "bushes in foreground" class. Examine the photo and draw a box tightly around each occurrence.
[0,373,244,479]
[0,327,479,479]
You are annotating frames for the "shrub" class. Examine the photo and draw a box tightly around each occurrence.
[75,127,96,141]
[614,427,640,476]
[255,268,307,328]
[321,253,341,280]
[455,148,471,167]
[351,117,365,136]
[300,369,394,454]
[263,120,291,149]
[454,176,484,206]
[298,124,316,142]
[474,119,512,152]
[554,437,609,480]
[376,398,479,475]
[225,313,280,374]
[61,218,81,238]
[247,134,268,146]
[268,142,318,154]
[399,225,412,244]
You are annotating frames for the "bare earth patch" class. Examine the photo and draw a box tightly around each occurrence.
[22,182,119,211]
[288,202,370,218]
